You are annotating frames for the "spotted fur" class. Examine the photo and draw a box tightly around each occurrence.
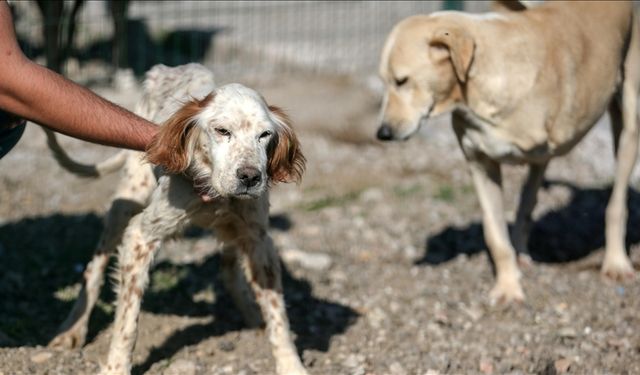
[48,63,307,375]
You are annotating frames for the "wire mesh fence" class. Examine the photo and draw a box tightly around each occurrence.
[11,1,495,84]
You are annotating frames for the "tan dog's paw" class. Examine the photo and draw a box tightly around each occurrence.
[489,278,525,305]
[47,327,87,350]
[276,360,309,375]
[517,253,533,269]
[601,256,635,282]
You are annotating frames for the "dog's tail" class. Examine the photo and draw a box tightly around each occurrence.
[44,128,128,178]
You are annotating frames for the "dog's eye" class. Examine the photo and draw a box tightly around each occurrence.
[259,130,272,140]
[395,77,409,87]
[215,128,231,137]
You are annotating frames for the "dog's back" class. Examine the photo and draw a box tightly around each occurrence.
[136,63,216,124]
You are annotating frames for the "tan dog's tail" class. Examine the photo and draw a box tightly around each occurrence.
[44,128,128,178]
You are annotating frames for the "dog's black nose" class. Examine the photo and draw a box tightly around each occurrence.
[376,124,394,141]
[237,167,262,188]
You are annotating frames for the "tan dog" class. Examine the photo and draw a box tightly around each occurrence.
[377,1,639,303]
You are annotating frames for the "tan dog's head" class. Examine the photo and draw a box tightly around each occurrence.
[377,14,474,141]
[147,83,305,199]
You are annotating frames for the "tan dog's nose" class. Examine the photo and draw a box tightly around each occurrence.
[376,123,394,141]
[237,166,262,188]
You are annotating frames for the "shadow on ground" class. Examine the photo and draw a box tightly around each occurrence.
[76,19,225,76]
[0,212,357,372]
[133,255,357,375]
[418,180,640,265]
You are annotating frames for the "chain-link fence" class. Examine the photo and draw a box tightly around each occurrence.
[11,1,495,84]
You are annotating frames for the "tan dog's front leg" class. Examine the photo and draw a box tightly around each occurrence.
[470,157,524,303]
[512,162,548,265]
[100,215,161,375]
[243,236,307,375]
[603,84,638,280]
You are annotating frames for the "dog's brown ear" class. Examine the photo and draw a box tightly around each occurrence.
[146,94,213,173]
[429,27,475,83]
[267,105,306,184]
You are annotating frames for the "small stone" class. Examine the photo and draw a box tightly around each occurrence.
[554,358,572,373]
[367,307,387,329]
[163,359,198,375]
[557,327,577,338]
[281,248,332,271]
[479,359,494,374]
[218,340,235,352]
[389,361,407,375]
[30,351,53,364]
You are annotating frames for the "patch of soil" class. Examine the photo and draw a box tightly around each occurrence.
[0,72,638,375]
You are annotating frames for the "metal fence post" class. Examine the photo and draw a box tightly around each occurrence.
[442,0,464,11]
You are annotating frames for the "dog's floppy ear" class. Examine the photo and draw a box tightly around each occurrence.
[146,94,213,173]
[267,105,306,184]
[429,27,475,83]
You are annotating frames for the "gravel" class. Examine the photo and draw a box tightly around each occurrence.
[0,72,638,375]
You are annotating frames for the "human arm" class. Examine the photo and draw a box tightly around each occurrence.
[0,0,157,151]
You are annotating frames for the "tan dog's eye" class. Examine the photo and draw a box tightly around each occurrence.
[395,76,409,87]
[215,128,231,137]
[259,130,272,140]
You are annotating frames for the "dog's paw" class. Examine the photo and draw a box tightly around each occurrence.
[489,279,525,305]
[517,253,533,269]
[601,255,635,282]
[276,360,309,375]
[97,364,129,375]
[47,328,86,350]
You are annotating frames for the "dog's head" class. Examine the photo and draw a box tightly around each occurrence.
[146,83,305,199]
[376,14,474,141]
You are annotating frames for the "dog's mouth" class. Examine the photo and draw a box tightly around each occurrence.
[192,175,220,201]
[378,108,432,142]
[231,186,263,199]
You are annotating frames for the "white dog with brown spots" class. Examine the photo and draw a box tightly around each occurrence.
[377,1,640,303]
[47,63,308,375]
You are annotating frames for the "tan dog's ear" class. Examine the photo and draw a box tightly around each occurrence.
[267,105,306,184]
[146,94,213,173]
[429,27,475,83]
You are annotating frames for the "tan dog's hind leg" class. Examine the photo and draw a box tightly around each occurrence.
[220,245,264,328]
[470,156,524,303]
[512,162,548,267]
[50,158,155,349]
[603,23,640,280]
[241,235,307,375]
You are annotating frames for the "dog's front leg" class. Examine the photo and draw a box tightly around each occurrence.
[99,213,159,375]
[603,81,638,280]
[101,178,195,375]
[220,245,264,328]
[512,161,548,265]
[469,156,524,303]
[242,235,307,375]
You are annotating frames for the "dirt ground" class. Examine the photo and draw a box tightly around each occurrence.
[0,72,639,375]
